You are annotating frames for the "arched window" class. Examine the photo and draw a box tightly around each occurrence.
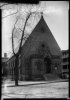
[35,60,42,70]
[40,27,45,33]
[41,43,45,48]
[52,59,60,70]
[38,43,49,56]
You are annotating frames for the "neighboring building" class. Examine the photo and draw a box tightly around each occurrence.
[2,53,8,76]
[7,16,62,81]
[61,50,69,74]
[7,56,15,79]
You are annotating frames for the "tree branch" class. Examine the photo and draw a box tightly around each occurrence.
[18,12,32,53]
[17,28,23,32]
[2,10,19,19]
[0,3,9,8]
[18,11,41,54]
[12,17,20,56]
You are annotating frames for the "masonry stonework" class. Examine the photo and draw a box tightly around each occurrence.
[7,16,62,81]
[19,16,62,80]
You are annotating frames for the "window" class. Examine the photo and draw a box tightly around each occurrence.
[9,63,10,68]
[63,58,67,62]
[35,60,42,70]
[19,55,21,67]
[68,57,69,62]
[3,62,7,66]
[41,27,45,33]
[14,61,15,67]
[55,62,58,66]
[13,61,14,67]
[41,44,45,48]
[63,65,67,69]
[38,43,47,55]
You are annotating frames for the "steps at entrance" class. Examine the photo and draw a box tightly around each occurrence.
[32,75,44,81]
[32,74,61,81]
[43,74,61,81]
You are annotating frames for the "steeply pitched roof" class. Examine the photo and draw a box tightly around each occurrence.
[10,15,61,59]
[21,15,61,56]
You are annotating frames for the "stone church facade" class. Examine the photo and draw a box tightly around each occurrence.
[7,16,62,80]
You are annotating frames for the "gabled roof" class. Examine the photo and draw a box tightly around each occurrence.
[9,15,61,59]
[21,15,61,56]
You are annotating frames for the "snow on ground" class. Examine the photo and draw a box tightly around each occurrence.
[1,81,68,98]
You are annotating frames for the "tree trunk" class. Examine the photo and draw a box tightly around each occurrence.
[14,54,19,86]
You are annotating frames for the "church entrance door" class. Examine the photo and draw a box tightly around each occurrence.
[44,57,51,73]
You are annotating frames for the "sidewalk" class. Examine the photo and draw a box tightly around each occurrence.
[2,79,68,98]
[2,78,69,87]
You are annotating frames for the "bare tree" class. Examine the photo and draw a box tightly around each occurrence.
[2,4,42,85]
[2,2,52,85]
[12,11,42,85]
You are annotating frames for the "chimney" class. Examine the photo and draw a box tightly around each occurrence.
[4,53,7,58]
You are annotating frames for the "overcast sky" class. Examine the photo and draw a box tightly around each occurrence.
[2,1,69,58]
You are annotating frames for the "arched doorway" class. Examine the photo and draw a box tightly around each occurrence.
[44,57,51,73]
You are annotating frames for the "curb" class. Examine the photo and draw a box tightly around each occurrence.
[6,79,68,87]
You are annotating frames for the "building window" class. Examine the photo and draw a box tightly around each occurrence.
[41,44,45,48]
[38,43,47,55]
[54,63,58,70]
[19,55,21,67]
[9,63,10,68]
[13,61,14,68]
[14,61,15,67]
[35,60,42,70]
[63,65,67,69]
[41,27,45,33]
[63,58,67,62]
[10,69,11,75]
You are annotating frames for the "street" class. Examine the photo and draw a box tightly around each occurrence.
[1,79,69,98]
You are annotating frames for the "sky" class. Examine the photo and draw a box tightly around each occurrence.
[2,1,69,58]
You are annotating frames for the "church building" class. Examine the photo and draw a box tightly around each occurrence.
[7,16,62,81]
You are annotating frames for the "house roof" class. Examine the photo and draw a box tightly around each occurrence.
[2,58,8,62]
[61,49,69,54]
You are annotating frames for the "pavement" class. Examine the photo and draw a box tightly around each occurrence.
[1,78,69,99]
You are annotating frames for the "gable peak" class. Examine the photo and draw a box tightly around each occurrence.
[40,14,45,21]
